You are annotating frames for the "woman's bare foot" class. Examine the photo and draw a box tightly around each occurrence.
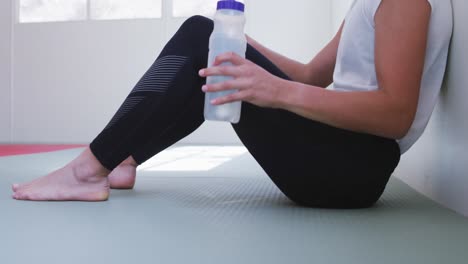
[108,156,138,189]
[11,148,110,201]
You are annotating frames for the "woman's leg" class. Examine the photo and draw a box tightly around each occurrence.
[88,16,213,171]
[108,89,205,189]
[113,34,402,208]
[232,104,401,208]
[12,16,213,201]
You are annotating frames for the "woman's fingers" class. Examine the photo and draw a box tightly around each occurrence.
[199,65,240,78]
[213,52,246,66]
[202,79,248,93]
[199,52,248,77]
[211,90,251,105]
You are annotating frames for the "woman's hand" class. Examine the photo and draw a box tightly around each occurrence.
[199,52,284,108]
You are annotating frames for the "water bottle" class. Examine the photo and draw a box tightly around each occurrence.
[204,0,247,124]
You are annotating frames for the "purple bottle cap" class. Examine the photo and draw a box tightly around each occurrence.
[217,0,245,12]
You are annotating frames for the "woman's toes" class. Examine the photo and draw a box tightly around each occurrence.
[12,184,20,192]
[15,190,31,200]
[13,192,22,200]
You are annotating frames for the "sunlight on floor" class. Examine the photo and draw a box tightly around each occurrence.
[137,146,248,172]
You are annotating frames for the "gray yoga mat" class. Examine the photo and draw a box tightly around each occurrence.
[1,147,468,264]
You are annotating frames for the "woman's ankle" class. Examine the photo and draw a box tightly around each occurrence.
[71,148,111,180]
[120,156,138,167]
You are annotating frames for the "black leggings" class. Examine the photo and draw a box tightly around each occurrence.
[90,16,401,209]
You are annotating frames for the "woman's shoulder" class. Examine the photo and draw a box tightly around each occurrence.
[360,0,452,26]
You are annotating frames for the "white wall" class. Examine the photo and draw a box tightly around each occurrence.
[394,0,468,217]
[331,0,353,33]
[13,20,166,143]
[0,1,12,143]
[245,0,331,64]
[10,0,333,144]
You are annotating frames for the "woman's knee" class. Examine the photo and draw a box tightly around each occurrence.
[179,15,214,37]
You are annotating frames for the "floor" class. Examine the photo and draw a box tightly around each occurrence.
[1,146,468,264]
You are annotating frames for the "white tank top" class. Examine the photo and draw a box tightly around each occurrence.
[332,0,453,153]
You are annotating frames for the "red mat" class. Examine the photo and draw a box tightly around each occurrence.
[0,145,86,157]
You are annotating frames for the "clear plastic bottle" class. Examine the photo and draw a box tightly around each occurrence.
[204,0,247,124]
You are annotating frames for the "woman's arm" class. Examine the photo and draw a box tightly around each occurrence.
[202,0,430,139]
[276,0,431,139]
[247,23,343,87]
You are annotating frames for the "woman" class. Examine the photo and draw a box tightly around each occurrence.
[11,0,452,208]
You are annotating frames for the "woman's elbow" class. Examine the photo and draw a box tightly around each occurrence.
[392,125,411,140]
[389,108,416,140]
